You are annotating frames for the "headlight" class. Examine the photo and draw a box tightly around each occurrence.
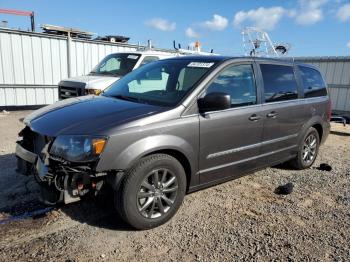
[85,89,102,95]
[50,135,107,162]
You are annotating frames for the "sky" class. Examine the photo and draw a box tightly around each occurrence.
[1,0,350,57]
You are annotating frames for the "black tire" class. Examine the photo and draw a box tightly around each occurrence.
[290,127,320,170]
[114,154,186,229]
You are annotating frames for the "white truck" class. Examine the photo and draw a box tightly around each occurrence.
[58,50,176,100]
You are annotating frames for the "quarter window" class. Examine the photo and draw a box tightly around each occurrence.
[298,66,327,98]
[205,64,257,108]
[260,64,298,103]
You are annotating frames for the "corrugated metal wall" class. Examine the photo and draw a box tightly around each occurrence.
[295,57,350,113]
[1,28,350,113]
[0,28,137,106]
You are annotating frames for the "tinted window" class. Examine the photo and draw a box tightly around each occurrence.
[260,64,298,103]
[298,66,327,98]
[205,64,257,108]
[178,67,208,91]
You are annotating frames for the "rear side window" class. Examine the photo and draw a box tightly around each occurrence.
[298,66,327,98]
[205,64,257,108]
[260,64,298,103]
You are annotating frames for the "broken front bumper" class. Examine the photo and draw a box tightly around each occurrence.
[16,139,106,205]
[16,142,37,164]
[16,142,48,179]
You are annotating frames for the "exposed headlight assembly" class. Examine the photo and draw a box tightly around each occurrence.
[50,135,107,162]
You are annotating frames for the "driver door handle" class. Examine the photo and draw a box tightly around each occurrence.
[249,114,261,121]
[266,111,278,118]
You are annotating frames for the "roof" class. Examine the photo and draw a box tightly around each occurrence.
[164,55,298,63]
[165,55,232,61]
[294,56,350,62]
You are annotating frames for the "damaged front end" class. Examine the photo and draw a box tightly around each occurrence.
[16,126,108,205]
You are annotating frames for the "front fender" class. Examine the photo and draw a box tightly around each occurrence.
[96,134,196,173]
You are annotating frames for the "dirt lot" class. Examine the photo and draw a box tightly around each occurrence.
[0,110,349,261]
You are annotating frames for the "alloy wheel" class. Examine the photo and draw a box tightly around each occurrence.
[137,168,178,219]
[302,133,317,164]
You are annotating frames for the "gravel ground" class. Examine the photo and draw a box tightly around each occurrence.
[0,110,349,262]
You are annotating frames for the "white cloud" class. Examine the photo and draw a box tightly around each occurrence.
[303,0,328,10]
[201,14,228,31]
[233,6,287,31]
[295,9,323,25]
[185,27,200,38]
[295,0,327,25]
[347,41,350,49]
[336,3,350,22]
[146,18,176,31]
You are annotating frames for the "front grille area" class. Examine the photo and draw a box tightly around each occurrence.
[20,127,50,160]
[58,81,86,100]
[59,86,81,99]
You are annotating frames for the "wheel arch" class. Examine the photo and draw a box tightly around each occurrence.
[298,116,324,144]
[312,123,323,141]
[99,135,198,189]
[143,149,192,191]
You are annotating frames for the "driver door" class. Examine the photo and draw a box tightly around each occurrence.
[199,63,264,184]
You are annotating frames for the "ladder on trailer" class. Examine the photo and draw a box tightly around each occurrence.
[242,27,291,57]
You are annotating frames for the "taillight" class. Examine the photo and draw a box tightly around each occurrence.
[327,99,332,121]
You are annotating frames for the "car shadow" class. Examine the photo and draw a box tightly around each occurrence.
[59,192,135,231]
[0,153,44,219]
[330,130,350,137]
[271,162,296,171]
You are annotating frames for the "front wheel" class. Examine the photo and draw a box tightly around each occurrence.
[115,154,186,229]
[290,127,320,170]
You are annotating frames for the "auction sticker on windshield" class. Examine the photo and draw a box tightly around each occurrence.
[187,62,215,68]
[127,55,139,59]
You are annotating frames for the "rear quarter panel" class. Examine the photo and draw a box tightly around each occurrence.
[298,96,330,144]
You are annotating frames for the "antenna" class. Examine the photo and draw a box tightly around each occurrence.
[241,27,291,57]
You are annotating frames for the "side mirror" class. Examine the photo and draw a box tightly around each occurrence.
[197,92,231,113]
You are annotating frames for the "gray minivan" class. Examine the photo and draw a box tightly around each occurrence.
[16,56,330,229]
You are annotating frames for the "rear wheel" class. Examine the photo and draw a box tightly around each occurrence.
[115,154,186,229]
[290,127,320,170]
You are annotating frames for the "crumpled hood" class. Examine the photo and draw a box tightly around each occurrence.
[61,75,120,90]
[24,95,165,137]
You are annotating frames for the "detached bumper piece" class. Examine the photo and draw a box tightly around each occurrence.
[15,142,37,176]
[16,143,37,164]
[16,127,106,205]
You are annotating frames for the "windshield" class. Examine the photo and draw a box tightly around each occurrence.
[103,59,217,107]
[90,53,141,76]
